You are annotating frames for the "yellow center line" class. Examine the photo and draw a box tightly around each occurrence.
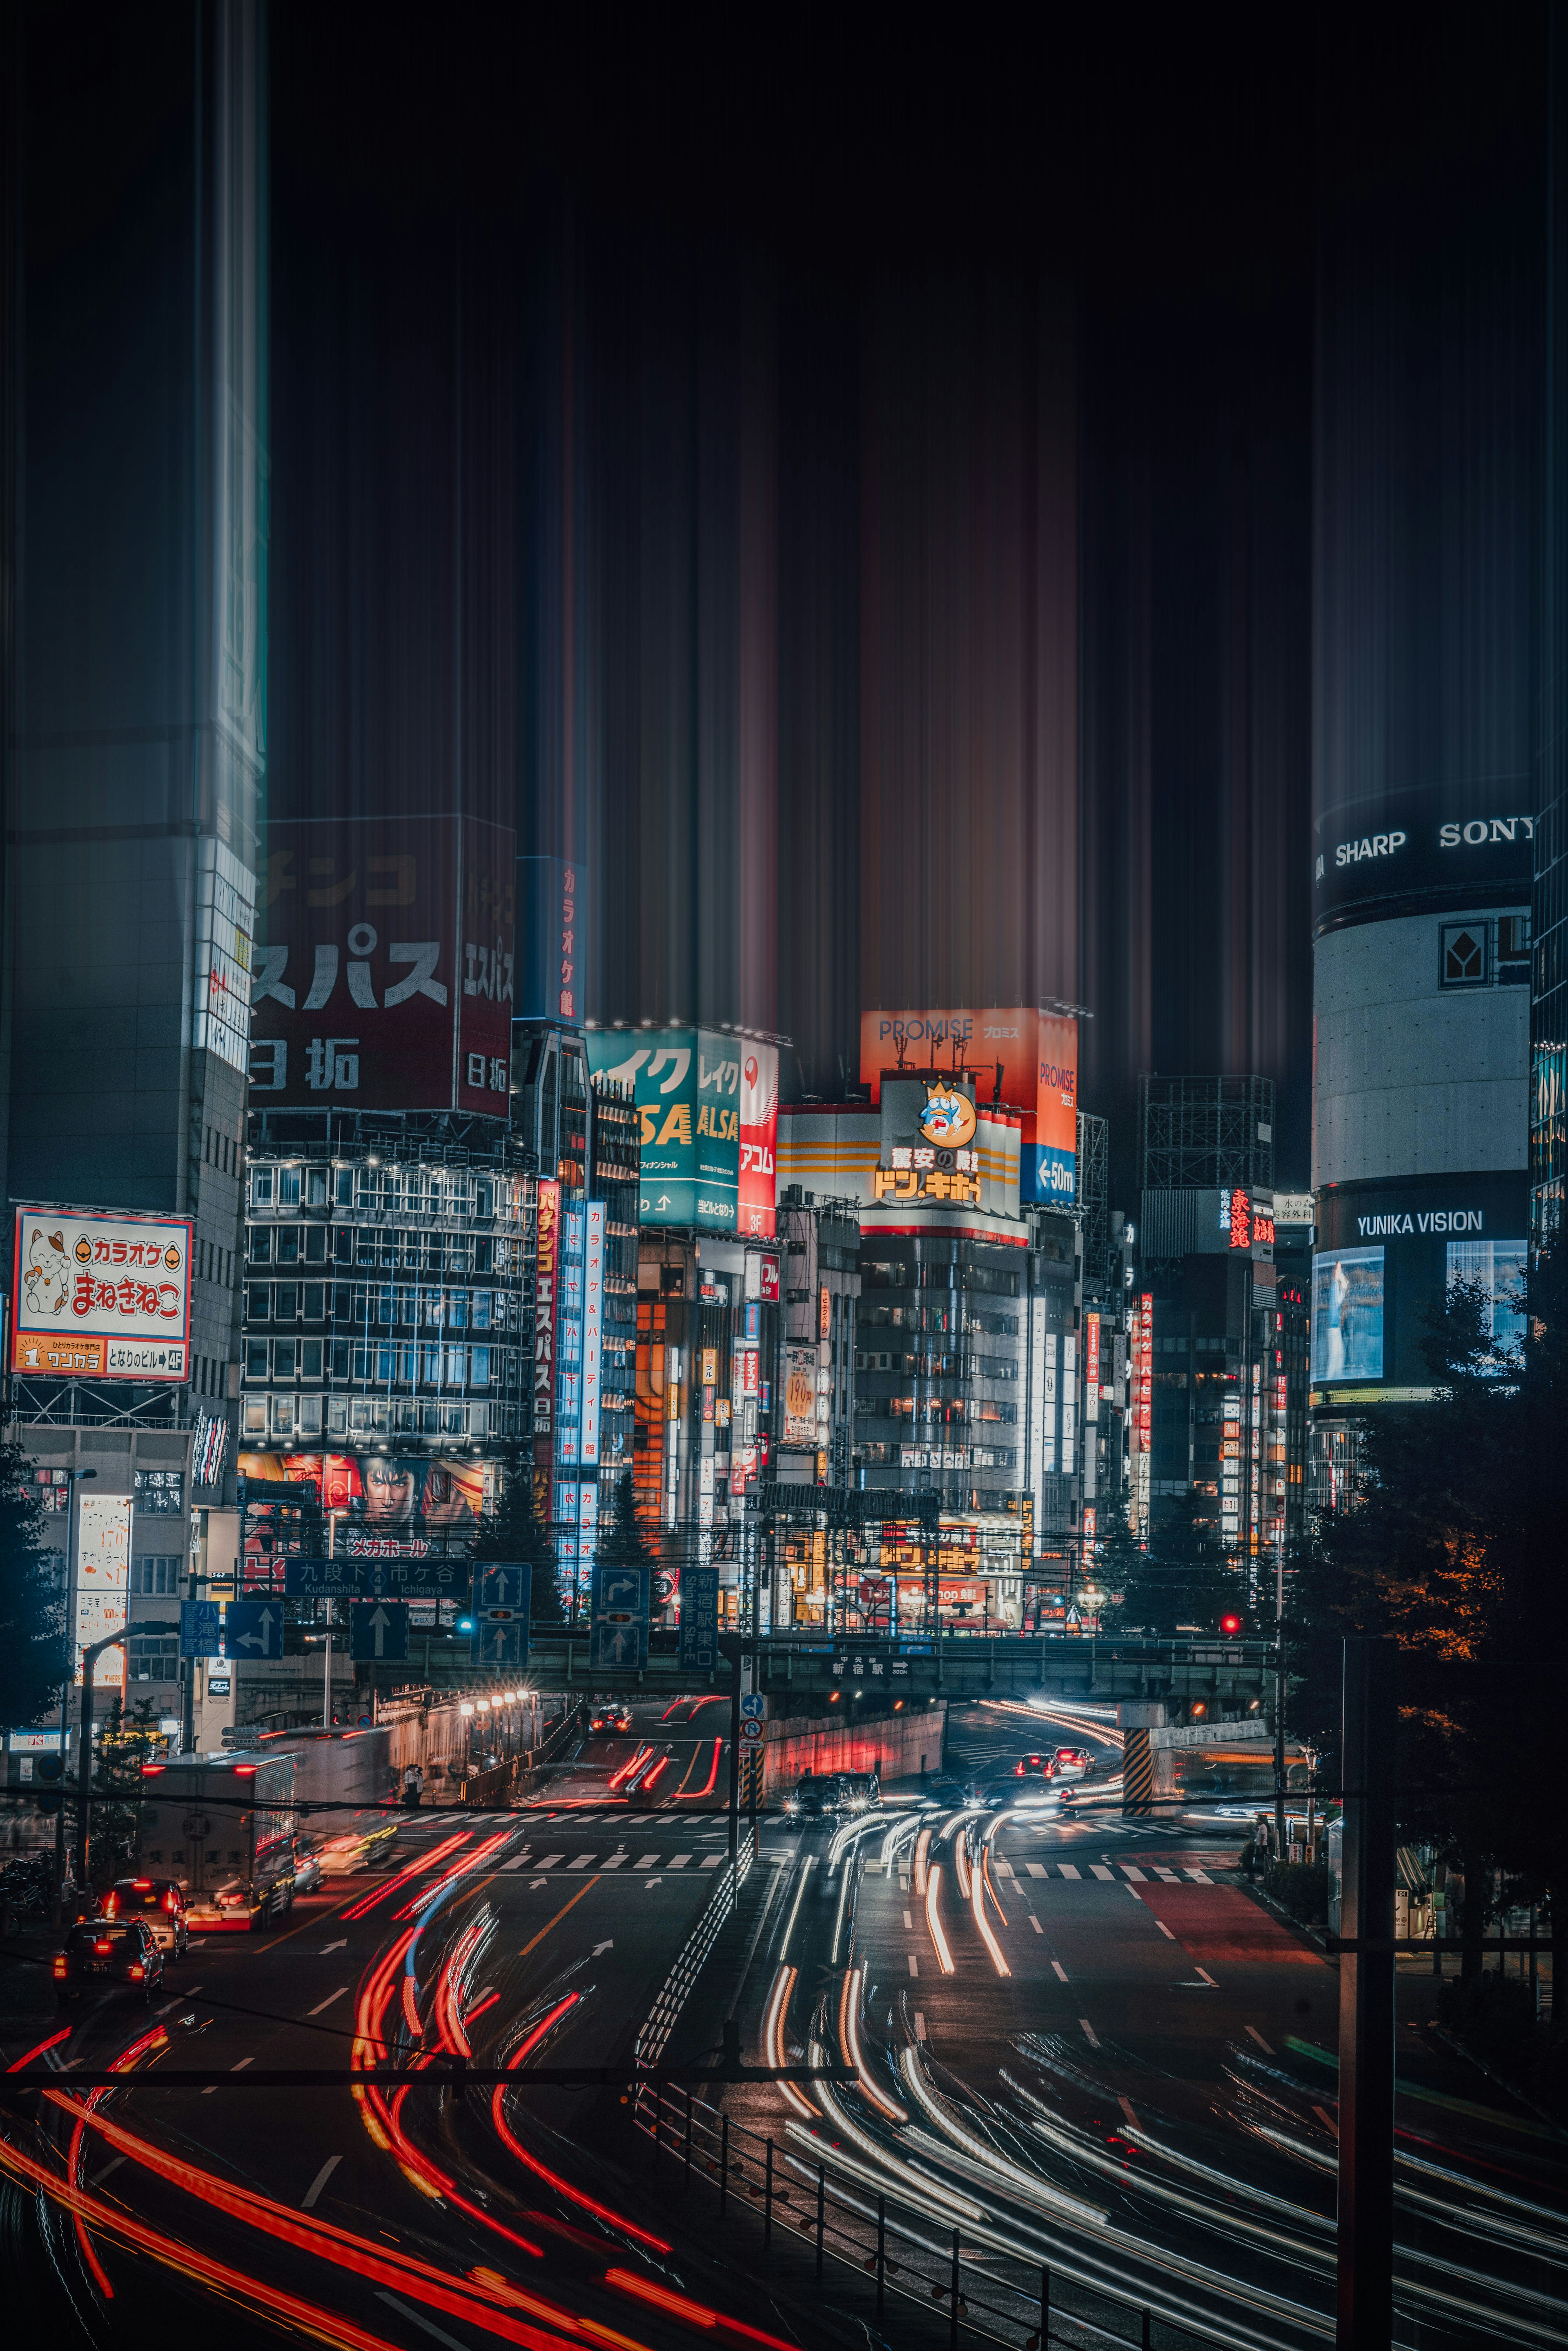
[517,1876,599,1957]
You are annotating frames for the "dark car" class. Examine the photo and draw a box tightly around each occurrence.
[54,1919,165,2006]
[590,1704,634,1736]
[100,1876,189,1956]
[782,1771,849,1822]
[1013,1752,1054,1778]
[1052,1747,1093,1782]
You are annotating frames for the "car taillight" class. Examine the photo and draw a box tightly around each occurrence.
[128,1964,144,1979]
[94,1941,112,1954]
[102,1894,118,1915]
[133,1879,151,1890]
[165,1892,177,1911]
[53,1957,67,1978]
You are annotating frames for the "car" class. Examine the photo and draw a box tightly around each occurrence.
[1013,1753,1054,1778]
[782,1771,851,1821]
[290,1834,324,1894]
[101,1876,189,1956]
[54,1918,165,2006]
[1052,1747,1093,1782]
[589,1704,634,1736]
[839,1770,881,1814]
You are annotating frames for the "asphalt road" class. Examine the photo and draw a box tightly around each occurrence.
[3,1695,1566,2351]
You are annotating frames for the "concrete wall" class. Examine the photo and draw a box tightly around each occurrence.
[761,1703,946,1802]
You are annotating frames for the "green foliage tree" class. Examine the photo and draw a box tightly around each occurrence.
[597,1472,656,1571]
[1097,1497,1254,1638]
[469,1442,565,1624]
[0,1439,69,1729]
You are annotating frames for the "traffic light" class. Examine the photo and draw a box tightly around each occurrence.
[1219,1613,1243,1636]
[34,1753,64,1815]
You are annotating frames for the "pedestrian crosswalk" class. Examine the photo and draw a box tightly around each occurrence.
[1004,1859,1218,1885]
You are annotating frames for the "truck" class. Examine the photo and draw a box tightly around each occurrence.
[137,1752,298,1932]
[251,1726,399,1875]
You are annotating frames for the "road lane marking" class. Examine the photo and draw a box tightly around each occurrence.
[635,1854,659,1868]
[308,1986,348,2015]
[1194,1967,1217,1986]
[528,1879,547,1890]
[1314,2106,1339,2136]
[1090,1866,1114,1881]
[913,2012,927,2040]
[1155,1921,1175,1940]
[501,1854,533,1870]
[1058,1864,1081,1880]
[517,1876,599,1958]
[1154,1868,1180,1882]
[1186,1868,1212,1883]
[908,1954,919,1976]
[701,1854,723,1868]
[301,2154,341,2208]
[601,1853,628,1869]
[1029,1915,1042,1934]
[1118,2097,1139,2129]
[376,2290,474,2351]
[644,1878,662,1888]
[1080,2019,1100,2047]
[1027,1863,1047,1878]
[1051,1961,1069,1983]
[670,1855,692,1868]
[568,1855,595,1871]
[95,2154,127,2186]
[1246,2026,1274,2053]
[1122,1866,1146,1881]
[995,1860,1013,1875]
[904,1910,913,1929]
[537,1855,563,1868]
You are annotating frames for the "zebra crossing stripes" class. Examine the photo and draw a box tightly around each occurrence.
[1011,1860,1222,1885]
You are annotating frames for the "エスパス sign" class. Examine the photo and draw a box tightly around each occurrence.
[12,1207,193,1382]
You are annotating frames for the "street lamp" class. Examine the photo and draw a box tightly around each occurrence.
[76,1617,178,1899]
[52,1468,97,1921]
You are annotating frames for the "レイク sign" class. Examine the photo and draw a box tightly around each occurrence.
[12,1207,193,1382]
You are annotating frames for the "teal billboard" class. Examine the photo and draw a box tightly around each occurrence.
[586,1027,739,1230]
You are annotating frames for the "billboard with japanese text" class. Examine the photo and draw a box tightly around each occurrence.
[738,1042,779,1237]
[517,856,585,1024]
[13,1207,192,1382]
[249,816,514,1116]
[585,1027,745,1231]
[858,1005,1077,1204]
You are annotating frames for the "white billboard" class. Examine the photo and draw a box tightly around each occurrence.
[12,1207,193,1383]
[75,1493,133,1687]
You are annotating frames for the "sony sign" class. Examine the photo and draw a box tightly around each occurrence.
[1314,791,1535,918]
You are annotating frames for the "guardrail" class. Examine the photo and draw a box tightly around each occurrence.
[634,1842,755,2069]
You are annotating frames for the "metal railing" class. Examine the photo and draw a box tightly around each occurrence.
[632,2077,1248,2351]
[634,1842,755,2069]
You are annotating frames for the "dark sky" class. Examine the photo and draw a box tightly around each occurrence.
[268,7,1540,1201]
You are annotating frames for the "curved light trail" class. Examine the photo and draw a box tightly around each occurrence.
[924,1863,954,1973]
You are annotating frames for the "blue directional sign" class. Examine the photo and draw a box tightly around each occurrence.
[473,1562,531,1614]
[470,1618,525,1667]
[180,1600,221,1659]
[590,1563,648,1670]
[224,1599,284,1660]
[677,1567,719,1671]
[350,1601,409,1662]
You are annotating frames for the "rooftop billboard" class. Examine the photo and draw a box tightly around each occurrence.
[858,1006,1077,1204]
[12,1207,193,1382]
[586,1027,770,1234]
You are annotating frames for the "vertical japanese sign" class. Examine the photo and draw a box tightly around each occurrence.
[1084,1312,1100,1392]
[695,1030,740,1231]
[12,1208,193,1382]
[580,1201,604,1468]
[75,1493,133,1687]
[1132,1294,1153,1538]
[249,815,514,1115]
[532,1180,560,1483]
[679,1565,719,1670]
[586,1029,696,1225]
[517,856,586,1023]
[738,1042,779,1238]
[555,1207,585,1466]
[1032,1013,1078,1204]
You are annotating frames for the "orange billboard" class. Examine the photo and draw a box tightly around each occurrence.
[858,1007,1076,1204]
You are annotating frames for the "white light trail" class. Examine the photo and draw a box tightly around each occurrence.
[838,1967,908,2123]
[924,1863,954,1974]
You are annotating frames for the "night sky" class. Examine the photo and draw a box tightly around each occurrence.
[266,7,1547,1202]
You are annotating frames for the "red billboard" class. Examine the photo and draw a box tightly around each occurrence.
[738,1042,778,1239]
[249,816,514,1115]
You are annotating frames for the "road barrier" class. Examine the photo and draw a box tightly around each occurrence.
[634,1843,755,2069]
[1121,1727,1155,1814]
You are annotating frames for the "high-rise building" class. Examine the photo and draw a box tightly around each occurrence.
[2,3,267,1743]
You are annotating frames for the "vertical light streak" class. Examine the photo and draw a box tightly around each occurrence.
[839,1965,908,2122]
[913,1826,931,1896]
[972,1860,1011,1978]
[763,1963,814,2117]
[775,1853,814,1965]
[925,1864,955,1974]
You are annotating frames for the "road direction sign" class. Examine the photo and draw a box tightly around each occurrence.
[590,1563,648,1671]
[350,1602,409,1662]
[473,1561,532,1616]
[224,1600,283,1659]
[740,1716,762,1742]
[284,1558,375,1600]
[180,1600,220,1658]
[739,1691,764,1719]
[470,1619,525,1667]
[678,1566,719,1671]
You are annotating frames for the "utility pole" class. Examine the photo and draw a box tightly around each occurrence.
[718,1631,743,1871]
[1336,1636,1396,2350]
[1272,1528,1288,1861]
[54,1467,97,1920]
[76,1618,178,1896]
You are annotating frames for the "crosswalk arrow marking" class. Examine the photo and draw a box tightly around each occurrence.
[318,1939,347,1955]
[592,1940,614,1956]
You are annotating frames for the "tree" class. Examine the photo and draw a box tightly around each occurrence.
[470,1443,564,1624]
[91,1696,164,1888]
[0,1439,69,1729]
[1098,1497,1254,1638]
[597,1471,656,1571]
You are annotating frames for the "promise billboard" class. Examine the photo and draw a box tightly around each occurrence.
[249,815,514,1116]
[858,1006,1077,1204]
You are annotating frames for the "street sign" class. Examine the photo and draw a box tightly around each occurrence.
[180,1600,220,1659]
[470,1618,525,1667]
[678,1566,719,1671]
[350,1601,409,1662]
[739,1691,764,1720]
[473,1562,531,1615]
[224,1600,283,1660]
[284,1557,374,1600]
[740,1717,762,1742]
[590,1563,648,1670]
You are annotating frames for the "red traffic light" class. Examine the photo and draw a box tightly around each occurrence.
[1219,1613,1243,1636]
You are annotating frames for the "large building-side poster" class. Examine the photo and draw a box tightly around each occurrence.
[586,1027,766,1233]
[858,1006,1077,1205]
[12,1207,193,1382]
[249,815,514,1116]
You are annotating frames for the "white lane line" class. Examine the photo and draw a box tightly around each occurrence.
[700,1855,723,1869]
[994,1860,1014,1876]
[308,1986,348,2015]
[1051,1961,1069,1983]
[318,1939,348,1954]
[1058,1864,1081,1880]
[601,1854,628,1870]
[908,1954,919,1976]
[1154,1867,1180,1883]
[377,2289,474,2351]
[1246,2026,1274,2054]
[1080,2018,1100,2047]
[1118,2096,1140,2129]
[1314,2105,1339,2137]
[502,1854,533,1871]
[1090,1866,1114,1881]
[670,1855,692,1869]
[1194,1967,1217,1986]
[537,1855,563,1868]
[567,1855,595,1871]
[643,1878,662,1888]
[528,1879,547,1890]
[1027,1863,1047,1879]
[1154,1921,1175,1941]
[232,2056,254,2069]
[903,1910,914,1929]
[1122,1866,1147,1881]
[1028,1914,1042,1934]
[634,1855,659,1869]
[1186,1868,1212,1883]
[301,2153,341,2209]
[95,2153,127,2186]
[913,2012,927,2041]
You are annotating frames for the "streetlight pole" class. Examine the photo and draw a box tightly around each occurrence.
[54,1468,97,1921]
[1273,1526,1288,1862]
[76,1618,178,1899]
